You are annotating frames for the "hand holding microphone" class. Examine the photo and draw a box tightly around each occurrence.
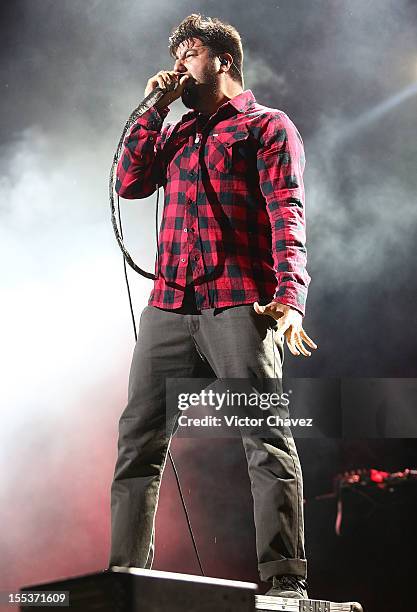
[144,70,191,110]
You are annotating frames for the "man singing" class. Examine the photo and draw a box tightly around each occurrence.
[110,13,317,599]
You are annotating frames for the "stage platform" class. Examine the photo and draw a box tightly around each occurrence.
[20,566,363,611]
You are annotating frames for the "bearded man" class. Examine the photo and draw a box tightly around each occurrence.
[110,13,317,599]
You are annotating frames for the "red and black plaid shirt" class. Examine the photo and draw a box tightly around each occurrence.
[116,89,311,315]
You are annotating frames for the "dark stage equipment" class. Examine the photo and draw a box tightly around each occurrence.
[309,466,417,536]
[334,467,417,490]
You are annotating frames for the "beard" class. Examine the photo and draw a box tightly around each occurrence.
[181,71,218,111]
[181,82,200,109]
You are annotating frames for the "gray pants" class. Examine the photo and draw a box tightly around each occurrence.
[109,287,307,582]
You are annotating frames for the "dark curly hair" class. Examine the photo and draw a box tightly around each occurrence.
[168,14,244,86]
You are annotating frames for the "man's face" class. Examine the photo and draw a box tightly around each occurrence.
[173,37,218,110]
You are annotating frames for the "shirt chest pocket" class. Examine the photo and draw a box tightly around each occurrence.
[206,129,251,176]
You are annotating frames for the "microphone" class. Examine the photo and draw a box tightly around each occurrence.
[136,74,193,116]
[135,85,170,116]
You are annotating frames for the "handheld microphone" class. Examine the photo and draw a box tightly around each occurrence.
[136,85,170,116]
[138,73,193,115]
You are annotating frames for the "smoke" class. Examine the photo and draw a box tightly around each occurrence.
[306,109,417,289]
[244,50,289,98]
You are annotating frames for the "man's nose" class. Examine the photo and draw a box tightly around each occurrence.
[174,58,187,73]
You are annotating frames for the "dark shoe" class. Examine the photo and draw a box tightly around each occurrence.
[265,575,308,599]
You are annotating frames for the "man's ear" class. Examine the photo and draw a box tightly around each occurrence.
[218,53,234,71]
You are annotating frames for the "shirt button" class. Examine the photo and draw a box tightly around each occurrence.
[183,228,188,232]
[180,257,186,262]
[194,254,200,260]
[189,170,196,178]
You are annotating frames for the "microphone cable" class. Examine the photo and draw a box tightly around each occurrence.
[110,90,205,576]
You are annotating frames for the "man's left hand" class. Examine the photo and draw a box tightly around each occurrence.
[253,301,318,357]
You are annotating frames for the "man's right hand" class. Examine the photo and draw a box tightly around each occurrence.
[144,70,191,111]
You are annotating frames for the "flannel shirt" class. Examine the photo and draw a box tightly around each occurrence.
[116,89,311,315]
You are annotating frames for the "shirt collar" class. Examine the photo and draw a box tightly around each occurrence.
[197,89,256,117]
[227,89,256,113]
[182,89,256,126]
